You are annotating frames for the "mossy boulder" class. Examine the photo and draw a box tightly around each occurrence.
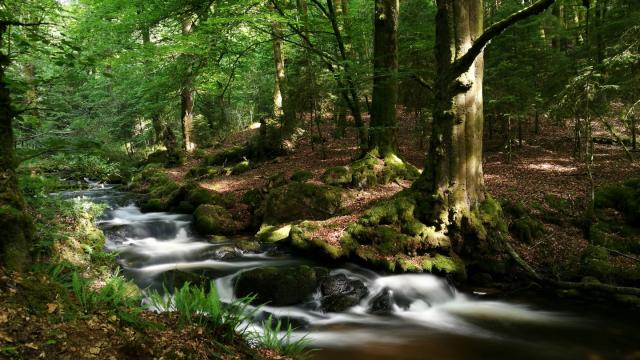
[261,182,344,225]
[581,245,640,285]
[234,265,328,306]
[231,159,251,175]
[291,170,313,182]
[510,217,544,244]
[193,204,244,236]
[594,178,640,225]
[205,146,248,166]
[350,153,419,188]
[321,166,353,186]
[289,221,344,259]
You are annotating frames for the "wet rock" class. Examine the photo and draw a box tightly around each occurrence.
[193,204,243,236]
[160,270,210,290]
[469,272,494,287]
[214,246,243,260]
[320,274,368,312]
[235,265,327,306]
[369,288,394,315]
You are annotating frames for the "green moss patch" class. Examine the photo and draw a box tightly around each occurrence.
[260,182,344,225]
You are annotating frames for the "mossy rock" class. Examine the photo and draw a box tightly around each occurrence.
[193,204,243,236]
[590,219,640,254]
[185,166,224,179]
[289,222,344,259]
[421,253,467,281]
[205,146,248,166]
[261,182,344,225]
[161,270,210,290]
[231,159,251,175]
[594,178,640,225]
[256,224,292,242]
[241,188,265,209]
[291,170,313,183]
[234,265,327,306]
[349,153,419,188]
[510,217,544,244]
[267,172,288,188]
[321,166,353,186]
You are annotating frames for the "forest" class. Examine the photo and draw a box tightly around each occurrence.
[1,0,640,359]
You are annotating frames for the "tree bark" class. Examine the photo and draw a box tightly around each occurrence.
[369,0,399,157]
[0,24,33,271]
[180,17,195,153]
[412,0,555,247]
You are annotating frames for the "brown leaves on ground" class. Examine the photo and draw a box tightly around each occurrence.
[0,269,285,360]
[176,113,638,277]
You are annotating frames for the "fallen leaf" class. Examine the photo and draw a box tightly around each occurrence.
[89,347,101,355]
[0,331,14,343]
[47,303,58,314]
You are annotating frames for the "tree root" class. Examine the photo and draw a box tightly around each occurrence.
[501,237,640,296]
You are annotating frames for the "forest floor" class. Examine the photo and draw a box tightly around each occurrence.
[171,112,640,280]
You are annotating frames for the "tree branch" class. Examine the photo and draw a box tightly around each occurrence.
[451,0,556,79]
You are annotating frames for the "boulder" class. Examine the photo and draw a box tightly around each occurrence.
[321,166,352,186]
[261,182,343,225]
[193,204,243,235]
[319,274,368,312]
[234,265,328,306]
[369,288,394,315]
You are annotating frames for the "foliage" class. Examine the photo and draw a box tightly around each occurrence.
[147,281,255,341]
[257,315,314,359]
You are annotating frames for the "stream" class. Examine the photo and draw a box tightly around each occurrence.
[60,184,640,360]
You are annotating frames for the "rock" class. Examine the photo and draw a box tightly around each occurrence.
[321,166,352,186]
[214,246,243,260]
[234,265,327,306]
[369,288,394,315]
[261,182,343,225]
[161,270,210,290]
[469,272,494,287]
[267,172,288,188]
[319,274,368,312]
[231,159,251,175]
[193,204,243,235]
[291,170,313,182]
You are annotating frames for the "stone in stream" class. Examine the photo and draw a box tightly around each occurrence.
[160,270,211,290]
[369,287,394,315]
[234,265,328,306]
[319,273,369,312]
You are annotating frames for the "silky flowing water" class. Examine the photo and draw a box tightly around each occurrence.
[60,184,640,360]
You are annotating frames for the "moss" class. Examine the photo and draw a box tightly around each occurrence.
[421,253,466,280]
[590,220,640,254]
[397,258,422,272]
[289,222,343,259]
[185,166,224,179]
[595,178,640,225]
[261,182,343,225]
[267,172,288,188]
[510,217,544,244]
[544,194,570,213]
[193,204,242,236]
[321,166,353,186]
[502,200,528,219]
[231,159,251,175]
[291,170,313,182]
[256,224,292,242]
[241,188,265,209]
[205,146,248,166]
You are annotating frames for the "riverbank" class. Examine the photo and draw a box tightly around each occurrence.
[136,116,640,305]
[0,179,290,359]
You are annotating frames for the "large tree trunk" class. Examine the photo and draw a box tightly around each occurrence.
[270,4,297,136]
[0,24,33,271]
[369,0,399,157]
[180,17,195,153]
[412,0,555,253]
[415,0,485,216]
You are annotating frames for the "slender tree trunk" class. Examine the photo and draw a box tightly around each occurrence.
[0,24,33,271]
[327,0,367,151]
[180,17,195,153]
[270,4,297,136]
[369,0,399,157]
[632,116,637,151]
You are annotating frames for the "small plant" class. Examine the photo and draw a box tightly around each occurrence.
[147,281,256,341]
[257,316,314,359]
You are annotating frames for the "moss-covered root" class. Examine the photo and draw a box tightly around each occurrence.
[321,151,419,188]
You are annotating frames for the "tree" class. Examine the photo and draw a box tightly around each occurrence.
[0,21,34,271]
[410,0,556,253]
[369,0,399,157]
